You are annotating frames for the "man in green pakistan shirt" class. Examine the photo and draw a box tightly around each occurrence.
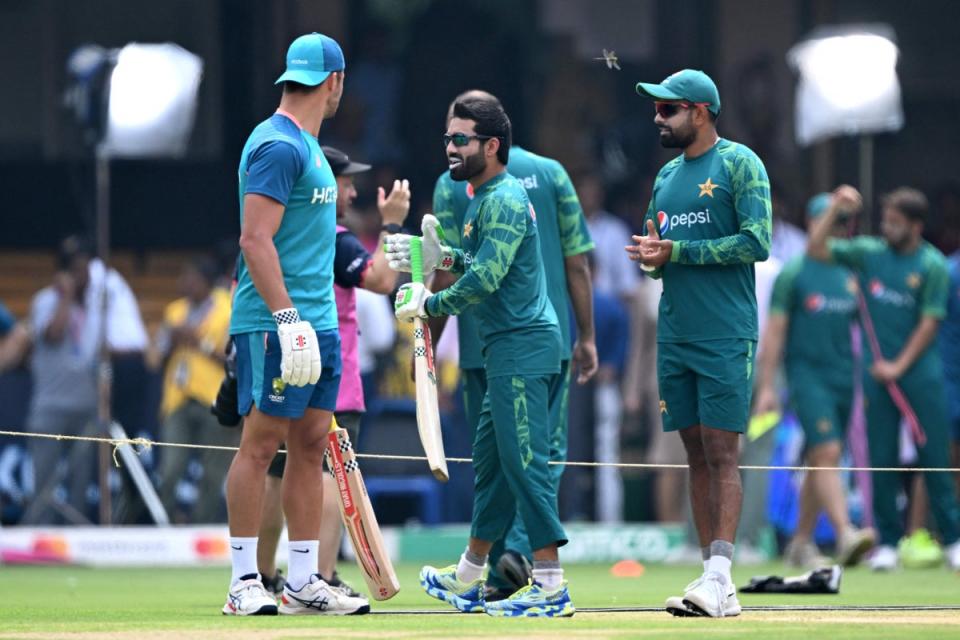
[430,90,597,600]
[388,95,574,618]
[626,69,771,618]
[807,186,960,572]
[754,190,875,570]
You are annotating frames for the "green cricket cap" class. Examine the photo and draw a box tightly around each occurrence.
[636,69,721,116]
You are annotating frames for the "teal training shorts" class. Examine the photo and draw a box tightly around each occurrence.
[787,369,852,450]
[657,338,756,433]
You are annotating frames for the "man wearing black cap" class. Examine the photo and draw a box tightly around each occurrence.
[626,69,772,617]
[255,146,410,604]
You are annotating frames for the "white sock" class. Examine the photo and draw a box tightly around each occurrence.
[456,552,486,583]
[532,567,564,591]
[702,560,709,573]
[287,540,319,591]
[229,536,259,584]
[706,555,732,584]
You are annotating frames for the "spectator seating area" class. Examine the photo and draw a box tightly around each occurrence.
[0,250,203,337]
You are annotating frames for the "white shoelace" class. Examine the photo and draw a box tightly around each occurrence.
[237,580,272,602]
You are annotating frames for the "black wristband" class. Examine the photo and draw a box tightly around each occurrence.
[381,223,402,234]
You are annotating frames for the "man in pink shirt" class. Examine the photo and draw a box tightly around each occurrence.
[255,146,409,602]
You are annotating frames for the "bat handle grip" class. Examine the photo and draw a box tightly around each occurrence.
[410,236,424,284]
[329,416,339,434]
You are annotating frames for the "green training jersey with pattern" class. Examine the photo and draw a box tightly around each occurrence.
[642,138,772,343]
[426,171,561,377]
[432,146,593,369]
[770,255,857,390]
[829,237,948,377]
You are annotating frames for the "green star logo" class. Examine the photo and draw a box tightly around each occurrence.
[272,377,286,396]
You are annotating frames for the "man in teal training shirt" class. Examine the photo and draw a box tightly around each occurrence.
[627,69,771,618]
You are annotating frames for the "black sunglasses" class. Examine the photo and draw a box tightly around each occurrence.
[654,101,709,119]
[443,133,497,147]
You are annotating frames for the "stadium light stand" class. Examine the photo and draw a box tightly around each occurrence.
[64,42,203,525]
[788,25,903,231]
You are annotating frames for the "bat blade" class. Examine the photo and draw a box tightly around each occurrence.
[326,425,400,600]
[413,317,449,481]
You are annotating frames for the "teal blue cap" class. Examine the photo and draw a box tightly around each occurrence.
[636,69,721,116]
[806,192,832,218]
[275,33,345,86]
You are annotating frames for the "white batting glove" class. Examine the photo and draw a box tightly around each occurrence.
[421,214,455,270]
[384,214,454,273]
[384,232,415,272]
[393,283,433,322]
[273,308,321,387]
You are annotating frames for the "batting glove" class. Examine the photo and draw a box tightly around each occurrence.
[384,214,455,273]
[273,307,321,387]
[394,282,433,322]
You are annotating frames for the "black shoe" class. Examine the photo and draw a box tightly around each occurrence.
[483,584,517,602]
[327,571,363,598]
[261,569,286,595]
[495,550,532,593]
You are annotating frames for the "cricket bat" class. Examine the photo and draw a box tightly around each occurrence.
[855,289,926,446]
[325,418,400,600]
[410,237,450,481]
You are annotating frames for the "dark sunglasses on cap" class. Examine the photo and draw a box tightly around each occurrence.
[654,100,710,119]
[443,133,498,147]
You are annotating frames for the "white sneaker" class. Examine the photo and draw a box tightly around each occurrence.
[784,539,830,569]
[946,541,960,571]
[279,574,370,615]
[682,572,741,618]
[222,577,278,616]
[665,576,704,617]
[869,545,898,572]
[835,527,876,567]
[666,574,741,618]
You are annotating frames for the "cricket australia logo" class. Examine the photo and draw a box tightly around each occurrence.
[269,377,286,403]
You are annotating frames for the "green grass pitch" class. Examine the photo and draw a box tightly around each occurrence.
[1,561,958,638]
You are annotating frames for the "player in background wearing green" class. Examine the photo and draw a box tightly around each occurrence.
[808,186,960,572]
[429,90,597,600]
[754,190,876,569]
[626,69,771,618]
[387,95,574,617]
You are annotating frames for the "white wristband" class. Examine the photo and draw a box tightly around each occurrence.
[273,307,300,325]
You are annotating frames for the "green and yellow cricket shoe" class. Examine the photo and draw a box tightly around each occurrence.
[484,581,575,618]
[898,529,944,568]
[420,565,485,613]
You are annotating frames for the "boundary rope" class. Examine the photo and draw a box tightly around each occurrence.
[367,604,960,614]
[2,429,957,473]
